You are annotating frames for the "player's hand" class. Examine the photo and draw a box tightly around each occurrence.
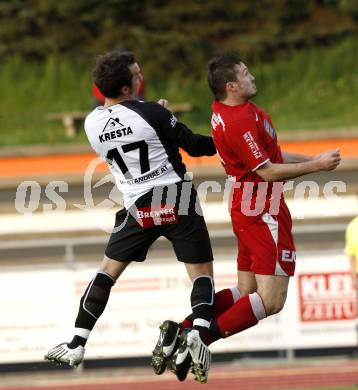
[316,149,341,171]
[158,99,169,108]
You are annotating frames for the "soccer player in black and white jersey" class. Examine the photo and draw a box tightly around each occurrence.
[45,51,215,383]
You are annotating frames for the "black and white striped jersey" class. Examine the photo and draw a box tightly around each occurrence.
[84,100,216,208]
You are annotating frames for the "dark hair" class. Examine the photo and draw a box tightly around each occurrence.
[93,50,136,98]
[207,53,243,100]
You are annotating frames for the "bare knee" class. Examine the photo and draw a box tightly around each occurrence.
[237,271,257,296]
[100,256,130,280]
[238,284,256,296]
[264,299,286,316]
[185,261,213,281]
[258,291,287,316]
[255,274,289,317]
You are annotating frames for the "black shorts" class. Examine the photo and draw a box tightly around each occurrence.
[105,181,213,263]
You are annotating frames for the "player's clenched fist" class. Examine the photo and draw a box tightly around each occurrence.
[315,149,341,171]
[157,98,169,108]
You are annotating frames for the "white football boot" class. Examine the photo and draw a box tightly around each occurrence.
[44,343,85,368]
[186,329,211,384]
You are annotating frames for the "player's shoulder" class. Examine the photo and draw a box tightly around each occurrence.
[232,101,274,132]
[123,99,164,111]
[238,102,259,120]
[86,104,112,119]
[212,101,254,125]
[85,106,99,120]
[244,101,262,117]
[122,100,172,120]
[84,107,104,128]
[248,101,271,120]
[226,103,257,131]
[138,100,170,115]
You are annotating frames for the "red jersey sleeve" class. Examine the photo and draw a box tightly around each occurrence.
[225,114,269,171]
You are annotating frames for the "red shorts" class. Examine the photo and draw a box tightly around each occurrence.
[231,206,296,276]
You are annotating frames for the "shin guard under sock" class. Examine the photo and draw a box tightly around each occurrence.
[68,271,115,348]
[190,275,215,344]
[181,285,240,330]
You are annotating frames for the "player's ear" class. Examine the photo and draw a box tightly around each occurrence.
[120,85,130,96]
[226,81,237,94]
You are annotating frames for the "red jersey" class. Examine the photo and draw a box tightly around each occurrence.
[211,100,287,228]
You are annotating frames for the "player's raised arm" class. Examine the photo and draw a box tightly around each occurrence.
[256,149,341,182]
[145,102,216,157]
[167,119,216,157]
[281,151,314,163]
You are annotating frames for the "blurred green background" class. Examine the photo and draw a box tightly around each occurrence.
[0,0,357,146]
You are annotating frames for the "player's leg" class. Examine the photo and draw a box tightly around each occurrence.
[204,207,266,340]
[171,181,215,343]
[173,272,241,383]
[45,207,157,367]
[209,283,267,341]
[205,234,257,323]
[174,264,256,384]
[67,256,129,348]
[180,269,256,330]
[44,256,129,367]
[255,273,289,315]
[152,256,214,382]
[254,208,294,316]
[176,260,213,384]
[238,269,257,295]
[153,181,214,383]
[184,260,214,340]
[208,210,295,342]
[209,274,289,341]
[152,262,215,382]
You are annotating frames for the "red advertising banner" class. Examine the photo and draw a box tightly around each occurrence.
[298,272,356,322]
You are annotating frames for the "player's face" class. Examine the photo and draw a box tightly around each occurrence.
[235,62,257,99]
[129,62,143,97]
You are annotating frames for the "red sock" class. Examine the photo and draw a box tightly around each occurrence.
[214,287,240,318]
[180,287,240,330]
[216,293,266,338]
[180,318,192,330]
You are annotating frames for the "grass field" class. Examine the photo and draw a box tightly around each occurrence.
[0,37,357,147]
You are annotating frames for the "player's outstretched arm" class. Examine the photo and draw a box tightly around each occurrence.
[256,149,341,182]
[169,122,216,157]
[282,151,314,163]
[152,102,216,157]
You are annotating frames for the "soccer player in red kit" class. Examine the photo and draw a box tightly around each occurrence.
[204,53,341,341]
[152,52,341,381]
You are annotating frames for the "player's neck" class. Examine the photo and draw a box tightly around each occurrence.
[221,95,248,106]
[104,94,135,107]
